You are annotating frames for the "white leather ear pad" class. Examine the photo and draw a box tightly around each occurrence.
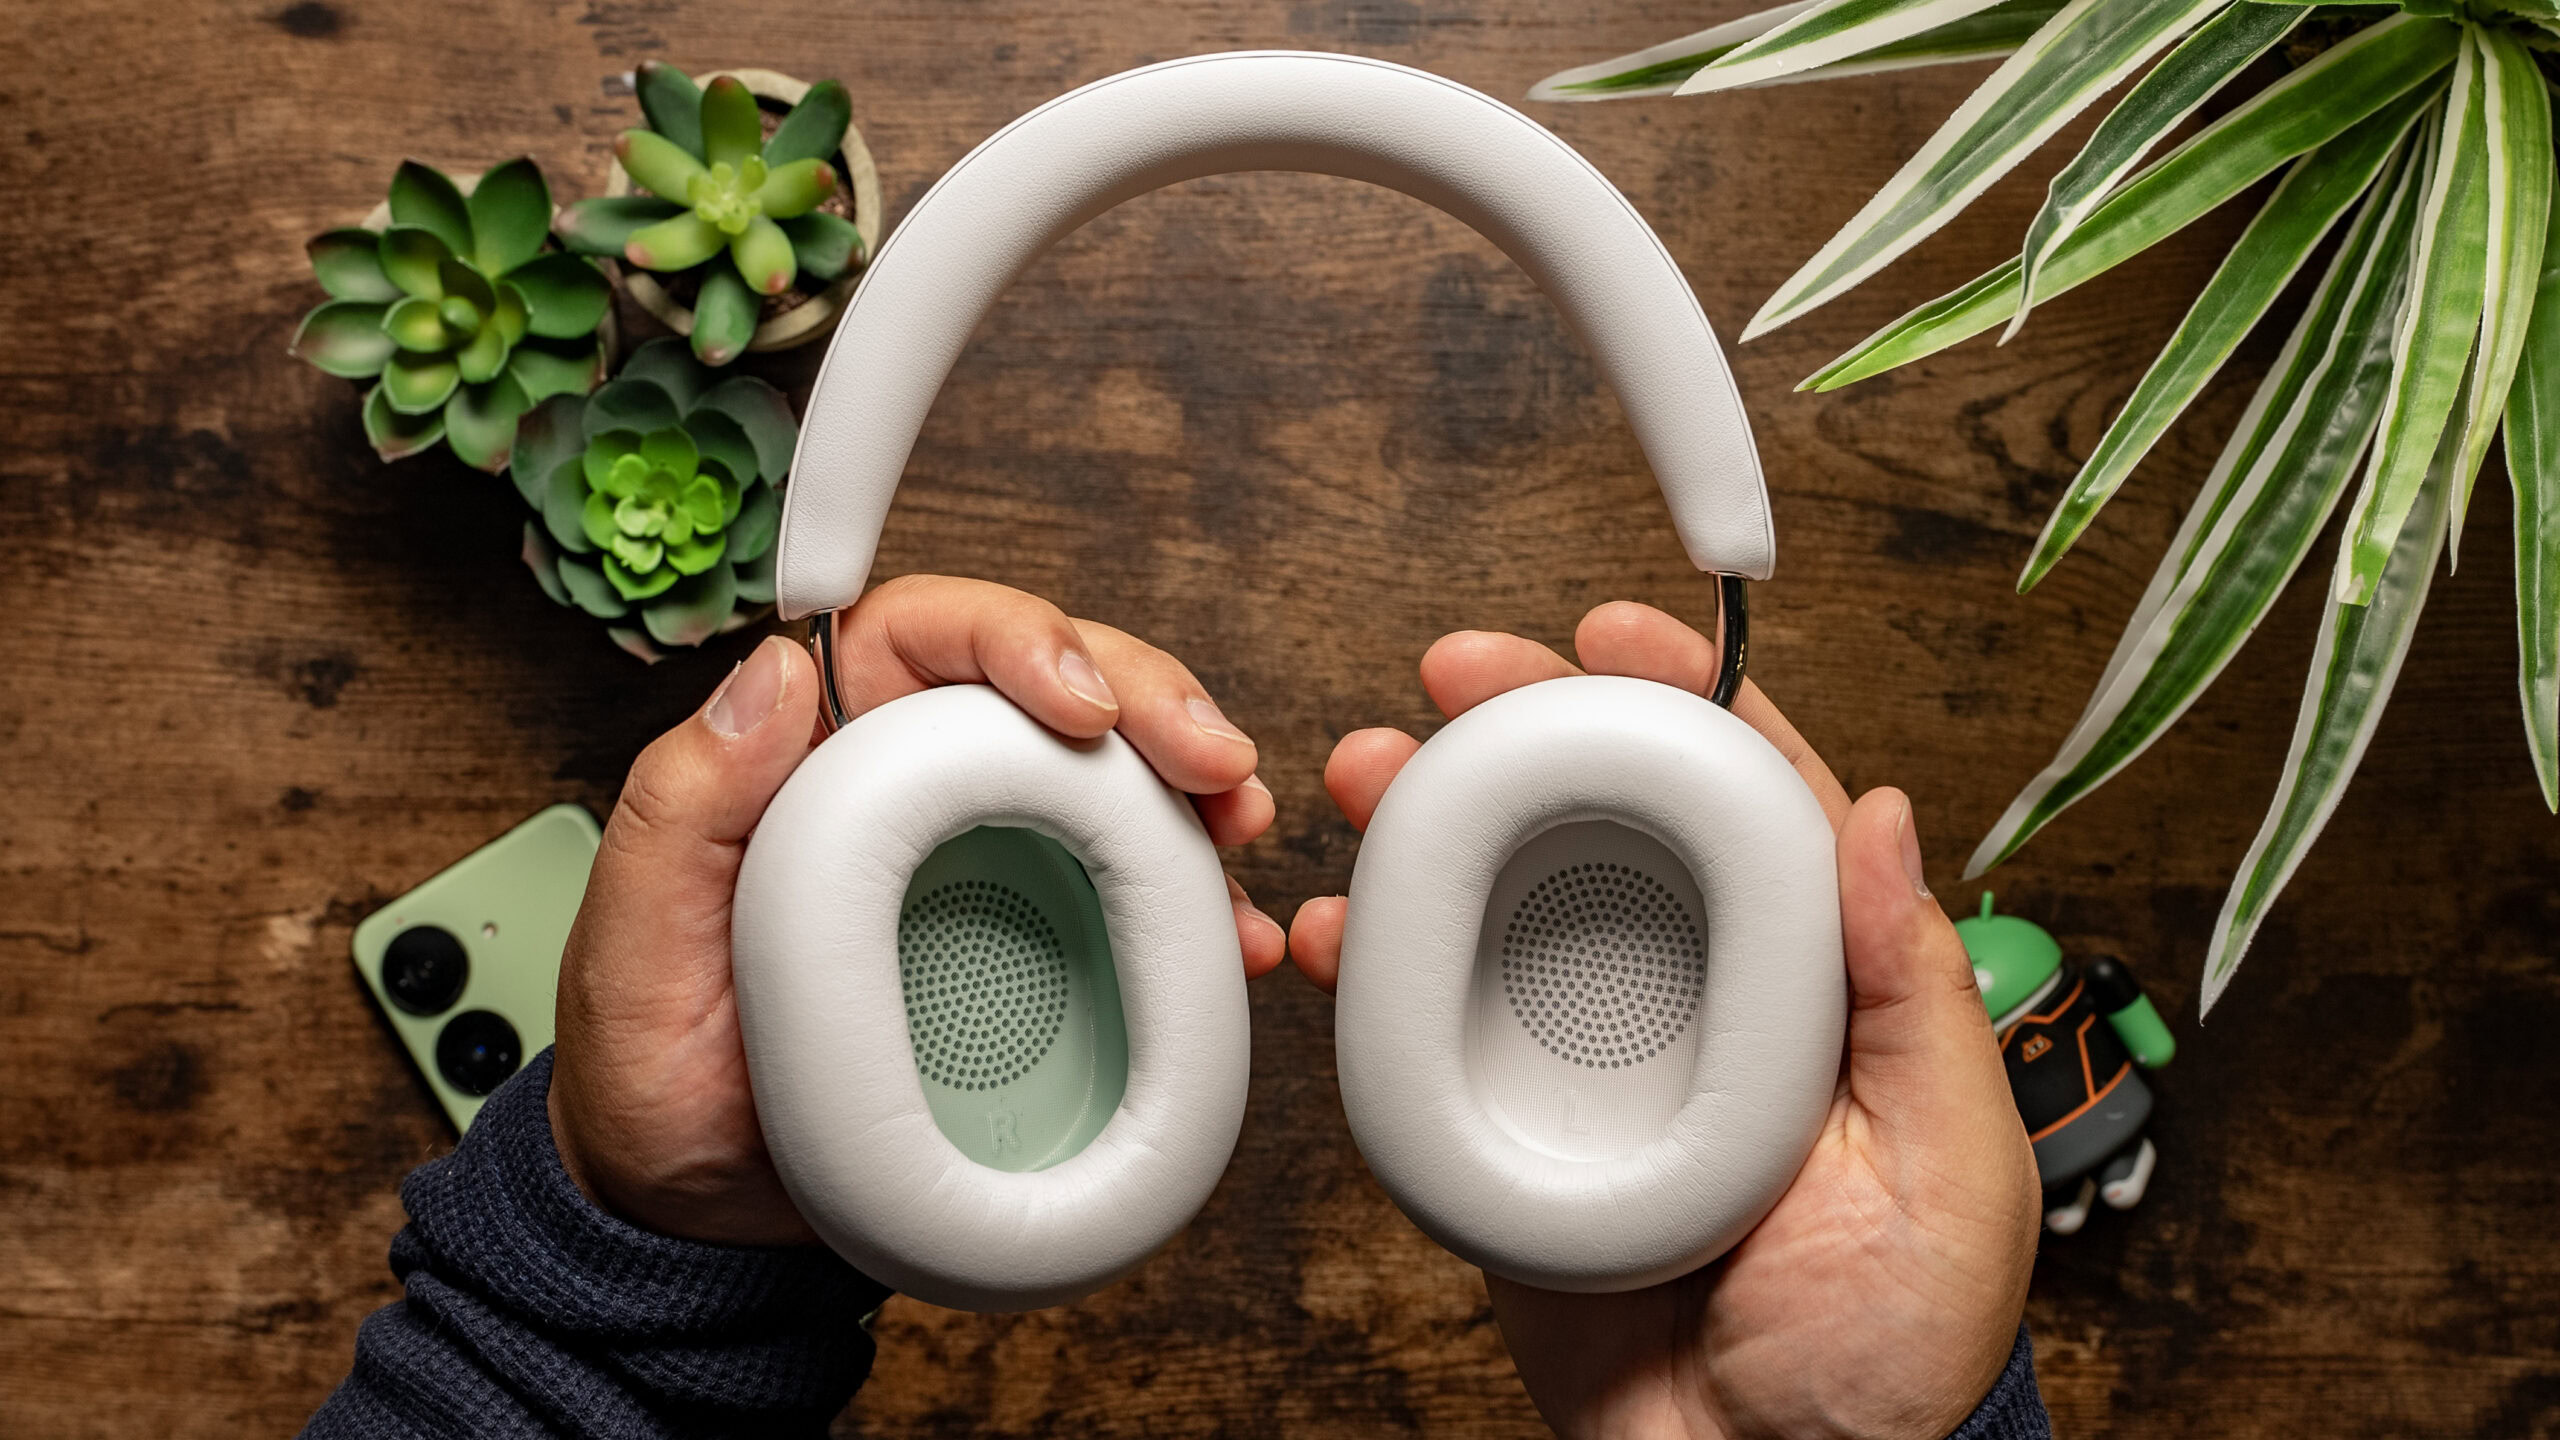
[1335,675,1844,1293]
[731,684,1251,1312]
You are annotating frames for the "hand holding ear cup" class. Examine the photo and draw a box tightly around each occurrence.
[547,587,1279,1263]
[723,579,1276,1311]
[733,684,1252,1311]
[1336,675,1844,1292]
[1294,610,1856,1292]
[1483,788,2038,1440]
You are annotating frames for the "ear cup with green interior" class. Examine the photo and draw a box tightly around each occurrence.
[732,684,1250,1312]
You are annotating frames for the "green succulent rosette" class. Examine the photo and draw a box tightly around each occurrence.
[512,338,794,659]
[292,159,613,469]
[555,61,865,366]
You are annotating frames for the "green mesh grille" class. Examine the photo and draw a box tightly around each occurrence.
[898,880,1073,1091]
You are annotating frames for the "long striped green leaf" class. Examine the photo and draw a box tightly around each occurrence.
[1806,19,2460,388]
[1765,0,2068,84]
[1681,0,2012,94]
[2450,27,2554,558]
[2505,164,2560,809]
[2339,48,2488,603]
[2008,2,2307,342]
[1741,0,2226,339]
[1966,136,2425,879]
[1530,0,2067,101]
[2201,399,2458,1014]
[1532,1,1808,101]
[2066,140,2426,740]
[2017,108,2410,589]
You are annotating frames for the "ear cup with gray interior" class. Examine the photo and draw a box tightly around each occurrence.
[731,685,1250,1312]
[1335,675,1844,1293]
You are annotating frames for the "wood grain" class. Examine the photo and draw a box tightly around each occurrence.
[6,1,2559,1435]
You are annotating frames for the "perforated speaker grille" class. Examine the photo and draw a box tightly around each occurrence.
[1500,862,1705,1069]
[899,880,1073,1091]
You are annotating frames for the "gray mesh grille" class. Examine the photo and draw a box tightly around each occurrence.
[899,880,1072,1091]
[1500,862,1705,1069]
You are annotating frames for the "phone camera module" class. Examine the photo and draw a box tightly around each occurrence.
[435,1011,522,1096]
[382,925,469,1016]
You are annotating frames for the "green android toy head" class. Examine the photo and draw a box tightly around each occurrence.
[1955,891,2063,1019]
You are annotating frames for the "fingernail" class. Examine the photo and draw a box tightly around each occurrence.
[1058,650,1118,711]
[1241,774,1272,800]
[1188,696,1249,742]
[1896,796,1931,900]
[704,636,786,738]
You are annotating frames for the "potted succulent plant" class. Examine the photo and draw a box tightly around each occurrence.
[556,62,882,366]
[1538,2,2560,1008]
[511,338,798,661]
[291,159,613,469]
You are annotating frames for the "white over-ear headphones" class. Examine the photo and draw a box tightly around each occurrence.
[731,51,1843,1312]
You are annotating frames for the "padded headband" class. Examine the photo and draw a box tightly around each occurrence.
[776,50,1774,620]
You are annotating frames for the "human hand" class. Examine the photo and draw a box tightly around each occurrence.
[1287,602,2040,1440]
[548,575,1286,1246]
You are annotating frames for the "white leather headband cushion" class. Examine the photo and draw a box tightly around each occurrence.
[731,685,1250,1311]
[1335,675,1844,1292]
[777,49,1773,619]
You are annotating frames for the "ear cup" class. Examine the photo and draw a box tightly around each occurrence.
[1335,675,1844,1293]
[732,684,1250,1311]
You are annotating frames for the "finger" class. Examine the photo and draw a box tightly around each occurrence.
[1731,681,1851,830]
[1070,619,1258,794]
[1300,723,1423,996]
[1287,895,1348,993]
[1228,875,1287,979]
[1322,728,1422,833]
[1573,599,1719,691]
[828,575,1119,737]
[552,635,824,1246]
[1192,775,1275,848]
[577,635,819,957]
[1417,630,1580,719]
[1575,601,1850,829]
[1836,788,2019,1156]
[560,634,818,1071]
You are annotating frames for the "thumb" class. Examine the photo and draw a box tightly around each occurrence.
[578,634,821,970]
[550,634,824,1242]
[1837,788,2016,1155]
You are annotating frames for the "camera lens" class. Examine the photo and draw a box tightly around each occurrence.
[382,926,469,1015]
[435,1011,522,1096]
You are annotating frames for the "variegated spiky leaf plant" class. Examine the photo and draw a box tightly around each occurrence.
[1537,2,2560,1011]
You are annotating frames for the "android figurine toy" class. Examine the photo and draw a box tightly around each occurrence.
[1955,893,2176,1235]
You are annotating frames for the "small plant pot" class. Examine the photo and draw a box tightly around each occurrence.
[604,68,884,355]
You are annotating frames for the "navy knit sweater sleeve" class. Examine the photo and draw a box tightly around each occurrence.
[303,1048,2049,1438]
[1951,1327,2053,1440]
[299,1050,891,1439]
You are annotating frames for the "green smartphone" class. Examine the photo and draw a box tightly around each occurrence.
[352,804,601,1131]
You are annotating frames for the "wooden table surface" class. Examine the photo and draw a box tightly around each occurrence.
[11,1,2560,1434]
